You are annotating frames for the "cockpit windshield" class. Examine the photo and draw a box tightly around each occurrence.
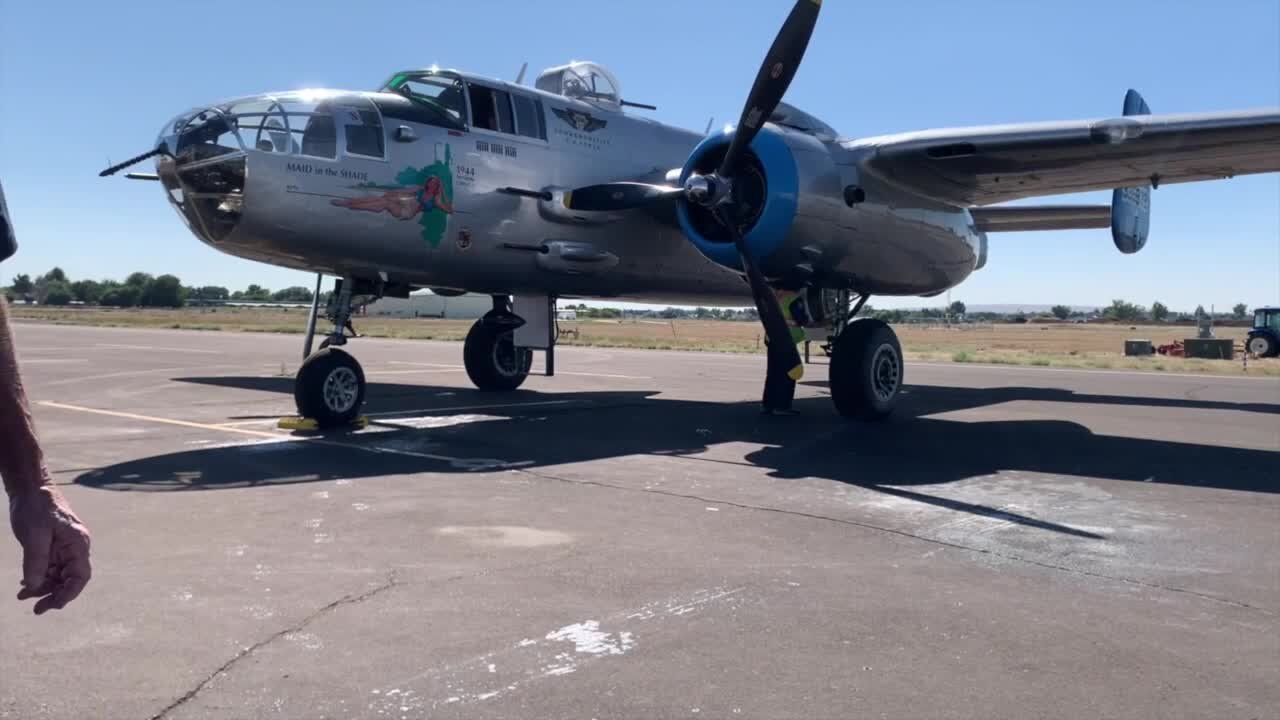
[382,72,467,130]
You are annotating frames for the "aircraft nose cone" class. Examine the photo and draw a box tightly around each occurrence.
[156,106,247,245]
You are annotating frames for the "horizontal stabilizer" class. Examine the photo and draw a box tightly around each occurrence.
[970,205,1111,233]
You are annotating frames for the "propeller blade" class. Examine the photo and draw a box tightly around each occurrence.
[717,0,822,179]
[99,146,164,178]
[563,182,684,212]
[718,209,804,382]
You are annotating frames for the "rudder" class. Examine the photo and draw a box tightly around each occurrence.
[1112,89,1152,254]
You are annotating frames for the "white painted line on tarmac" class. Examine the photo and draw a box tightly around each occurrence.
[364,399,579,417]
[547,370,652,380]
[39,401,286,439]
[96,343,224,355]
[365,368,465,376]
[391,360,648,379]
[40,401,529,473]
[18,359,90,364]
[910,361,1279,382]
[217,399,580,428]
[43,363,253,387]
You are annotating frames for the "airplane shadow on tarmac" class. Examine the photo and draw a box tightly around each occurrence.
[74,376,1280,538]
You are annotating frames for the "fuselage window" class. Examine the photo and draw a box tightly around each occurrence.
[468,85,514,134]
[300,110,337,159]
[512,94,546,140]
[342,106,385,159]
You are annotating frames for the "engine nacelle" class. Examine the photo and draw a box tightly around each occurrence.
[675,126,845,279]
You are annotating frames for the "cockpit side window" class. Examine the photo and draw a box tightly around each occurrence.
[336,99,385,159]
[467,84,514,134]
[300,107,337,159]
[512,94,546,140]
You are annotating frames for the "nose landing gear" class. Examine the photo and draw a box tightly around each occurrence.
[293,275,380,429]
[294,346,367,427]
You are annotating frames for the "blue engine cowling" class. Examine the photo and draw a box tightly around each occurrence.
[675,127,800,271]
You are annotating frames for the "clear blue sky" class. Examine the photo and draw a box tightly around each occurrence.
[2,0,1277,311]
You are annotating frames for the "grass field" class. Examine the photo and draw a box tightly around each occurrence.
[9,305,1276,376]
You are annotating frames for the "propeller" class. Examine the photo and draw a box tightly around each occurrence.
[719,205,805,383]
[565,0,820,382]
[715,0,821,180]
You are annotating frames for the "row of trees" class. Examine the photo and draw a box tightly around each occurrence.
[4,268,316,308]
[569,298,1254,325]
[1098,299,1250,323]
[5,271,1256,324]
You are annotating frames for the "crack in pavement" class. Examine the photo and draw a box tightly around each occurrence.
[513,467,1273,615]
[147,571,400,720]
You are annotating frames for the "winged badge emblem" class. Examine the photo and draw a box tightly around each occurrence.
[552,108,608,133]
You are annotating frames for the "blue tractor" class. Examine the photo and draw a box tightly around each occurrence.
[1246,307,1280,358]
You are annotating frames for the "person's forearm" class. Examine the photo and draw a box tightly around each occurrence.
[0,298,48,497]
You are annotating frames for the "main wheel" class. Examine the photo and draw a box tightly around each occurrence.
[464,319,532,391]
[294,347,366,428]
[1247,333,1277,358]
[829,318,903,420]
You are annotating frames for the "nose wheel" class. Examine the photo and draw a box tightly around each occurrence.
[294,347,367,428]
[829,318,903,420]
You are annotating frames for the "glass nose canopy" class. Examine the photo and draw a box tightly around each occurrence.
[157,91,383,244]
[161,90,383,163]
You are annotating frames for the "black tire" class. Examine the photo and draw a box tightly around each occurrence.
[294,348,366,428]
[464,319,532,391]
[829,318,903,420]
[1246,333,1277,358]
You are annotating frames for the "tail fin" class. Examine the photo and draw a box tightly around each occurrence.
[1112,89,1152,254]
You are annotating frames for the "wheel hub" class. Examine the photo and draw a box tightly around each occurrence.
[491,332,524,377]
[870,343,901,402]
[322,367,360,413]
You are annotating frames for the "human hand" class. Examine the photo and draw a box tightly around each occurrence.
[10,485,91,615]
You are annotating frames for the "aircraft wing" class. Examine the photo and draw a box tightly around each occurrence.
[845,108,1280,206]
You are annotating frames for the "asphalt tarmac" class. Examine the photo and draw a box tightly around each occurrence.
[2,323,1277,720]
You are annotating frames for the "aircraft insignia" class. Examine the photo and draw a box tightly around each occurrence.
[552,108,608,133]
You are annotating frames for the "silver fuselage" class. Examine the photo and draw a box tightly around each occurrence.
[157,71,981,306]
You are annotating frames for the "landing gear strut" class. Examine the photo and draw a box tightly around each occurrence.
[464,295,532,391]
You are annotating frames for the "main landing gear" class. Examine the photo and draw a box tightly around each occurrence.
[828,317,903,420]
[291,285,541,428]
[463,296,533,391]
[796,290,904,420]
